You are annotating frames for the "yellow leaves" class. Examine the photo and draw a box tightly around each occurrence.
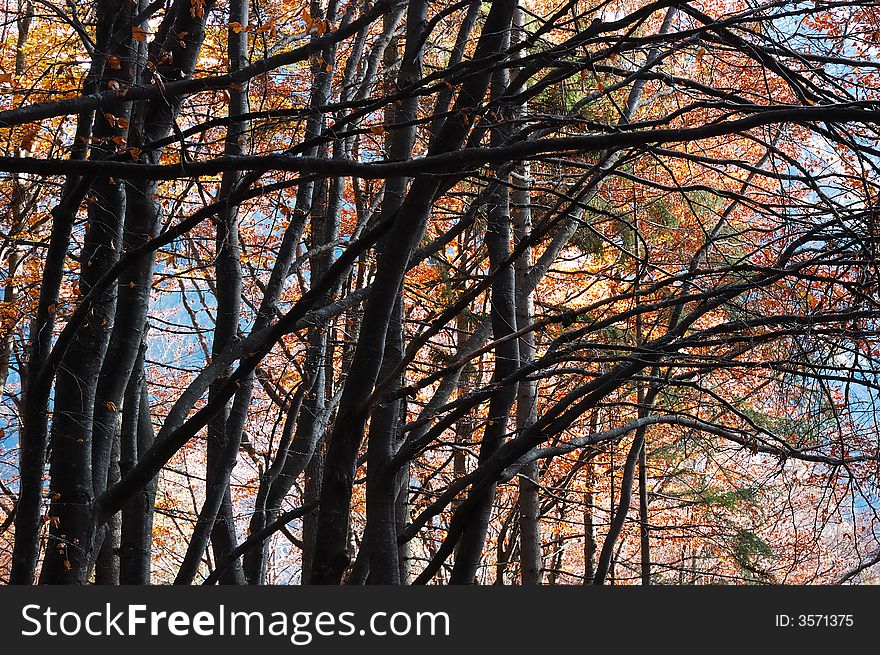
[228,22,254,34]
[132,26,147,42]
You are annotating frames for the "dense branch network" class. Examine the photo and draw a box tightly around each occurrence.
[0,0,878,585]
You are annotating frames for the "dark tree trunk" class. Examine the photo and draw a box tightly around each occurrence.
[450,19,518,585]
[311,0,519,586]
[40,1,137,583]
[175,0,250,586]
[119,343,156,584]
[9,2,113,584]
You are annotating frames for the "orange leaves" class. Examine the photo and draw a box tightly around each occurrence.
[107,55,122,70]
[0,72,13,84]
[254,18,277,37]
[131,26,147,42]
[105,114,129,130]
[312,55,332,73]
[228,22,254,34]
[19,125,39,152]
[302,7,329,35]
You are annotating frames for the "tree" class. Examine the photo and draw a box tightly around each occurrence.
[1,0,880,585]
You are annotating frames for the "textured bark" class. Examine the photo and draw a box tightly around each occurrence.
[364,3,424,586]
[40,0,137,583]
[366,295,405,584]
[119,345,156,584]
[511,4,540,587]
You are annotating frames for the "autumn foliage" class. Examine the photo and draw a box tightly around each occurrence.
[0,0,879,585]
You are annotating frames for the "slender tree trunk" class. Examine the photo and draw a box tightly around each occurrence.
[583,459,596,584]
[94,433,120,584]
[450,17,518,585]
[9,0,113,584]
[510,4,540,586]
[300,442,324,583]
[593,389,657,585]
[119,342,156,584]
[40,1,138,583]
[0,0,32,400]
[638,435,650,585]
[366,295,405,584]
[364,3,424,586]
[240,0,352,585]
[177,0,249,584]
